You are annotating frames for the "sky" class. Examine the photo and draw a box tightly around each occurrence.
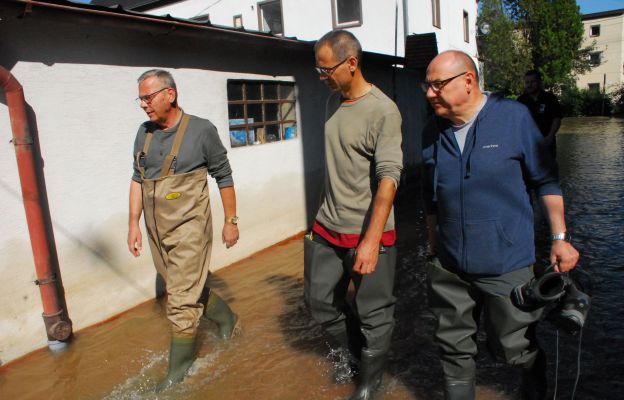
[576,0,624,14]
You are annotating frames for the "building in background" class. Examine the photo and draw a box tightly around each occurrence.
[577,8,624,92]
[91,0,479,60]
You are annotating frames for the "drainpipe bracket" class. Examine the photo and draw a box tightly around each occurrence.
[34,273,57,286]
[11,136,34,145]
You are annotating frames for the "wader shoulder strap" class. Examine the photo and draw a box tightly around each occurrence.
[160,113,190,178]
[135,131,154,181]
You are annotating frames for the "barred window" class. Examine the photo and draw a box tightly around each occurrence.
[227,80,297,148]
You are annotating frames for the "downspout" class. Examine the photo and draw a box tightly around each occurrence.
[0,66,72,351]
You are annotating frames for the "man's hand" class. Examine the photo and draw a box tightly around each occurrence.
[222,223,239,248]
[352,238,379,275]
[127,223,142,257]
[551,241,579,272]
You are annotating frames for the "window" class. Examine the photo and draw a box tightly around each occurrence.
[331,0,362,28]
[463,11,469,42]
[227,80,297,147]
[258,0,283,35]
[590,24,600,37]
[588,83,600,92]
[432,0,441,28]
[589,51,602,66]
[233,14,243,28]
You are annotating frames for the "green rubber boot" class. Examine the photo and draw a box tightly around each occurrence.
[203,292,240,340]
[155,336,197,392]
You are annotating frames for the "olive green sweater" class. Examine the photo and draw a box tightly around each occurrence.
[316,86,403,234]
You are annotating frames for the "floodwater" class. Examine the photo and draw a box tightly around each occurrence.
[0,117,622,400]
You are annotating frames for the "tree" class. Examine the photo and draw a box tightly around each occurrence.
[478,0,593,95]
[477,0,531,95]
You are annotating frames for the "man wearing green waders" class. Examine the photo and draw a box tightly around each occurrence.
[127,69,241,392]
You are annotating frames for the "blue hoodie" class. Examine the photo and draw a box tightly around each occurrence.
[422,94,561,275]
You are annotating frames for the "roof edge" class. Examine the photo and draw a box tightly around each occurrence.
[582,8,624,21]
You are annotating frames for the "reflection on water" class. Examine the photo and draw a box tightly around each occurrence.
[0,118,622,400]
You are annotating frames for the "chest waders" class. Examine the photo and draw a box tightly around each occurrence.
[136,114,212,339]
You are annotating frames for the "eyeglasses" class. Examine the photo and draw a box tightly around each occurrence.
[135,87,170,105]
[420,71,467,93]
[315,58,349,76]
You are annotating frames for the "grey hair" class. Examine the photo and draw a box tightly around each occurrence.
[137,69,177,91]
[315,30,363,65]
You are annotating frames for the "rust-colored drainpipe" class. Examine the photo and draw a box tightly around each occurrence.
[0,66,72,351]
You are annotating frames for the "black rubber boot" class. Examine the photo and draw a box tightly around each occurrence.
[521,350,548,400]
[348,348,387,400]
[203,292,240,340]
[444,379,475,400]
[155,336,197,392]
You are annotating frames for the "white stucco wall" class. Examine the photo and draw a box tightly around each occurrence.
[145,0,476,58]
[0,63,306,365]
[577,14,624,92]
[406,0,478,58]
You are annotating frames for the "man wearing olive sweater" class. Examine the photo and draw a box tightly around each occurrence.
[304,30,403,400]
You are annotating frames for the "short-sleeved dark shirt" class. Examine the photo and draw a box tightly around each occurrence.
[517,90,562,137]
[132,114,233,188]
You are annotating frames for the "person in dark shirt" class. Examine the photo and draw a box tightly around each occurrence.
[517,70,562,157]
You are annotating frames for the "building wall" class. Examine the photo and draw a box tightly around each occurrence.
[146,0,477,58]
[406,0,478,58]
[578,13,624,92]
[0,1,425,364]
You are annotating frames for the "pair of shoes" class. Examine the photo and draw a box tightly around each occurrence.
[203,292,241,340]
[155,335,197,392]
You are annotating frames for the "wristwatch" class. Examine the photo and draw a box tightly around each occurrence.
[225,216,239,225]
[551,232,571,242]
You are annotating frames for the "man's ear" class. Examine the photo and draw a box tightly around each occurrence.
[348,56,358,73]
[167,88,177,105]
[465,71,477,93]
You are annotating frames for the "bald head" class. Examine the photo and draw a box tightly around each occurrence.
[424,50,483,125]
[428,50,479,81]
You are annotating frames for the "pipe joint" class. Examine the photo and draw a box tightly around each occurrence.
[43,309,72,341]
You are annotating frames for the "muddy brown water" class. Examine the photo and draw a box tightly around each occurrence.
[2,117,622,400]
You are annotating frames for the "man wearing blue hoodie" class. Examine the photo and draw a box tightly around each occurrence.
[421,51,579,400]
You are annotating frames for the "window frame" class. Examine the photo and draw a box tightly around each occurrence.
[233,14,243,28]
[589,51,602,66]
[463,10,469,43]
[257,0,284,36]
[587,83,600,92]
[432,0,441,28]
[590,24,600,37]
[226,79,297,148]
[331,0,363,29]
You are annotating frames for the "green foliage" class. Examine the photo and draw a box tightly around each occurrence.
[610,83,624,115]
[559,85,612,117]
[477,0,531,95]
[478,0,594,95]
